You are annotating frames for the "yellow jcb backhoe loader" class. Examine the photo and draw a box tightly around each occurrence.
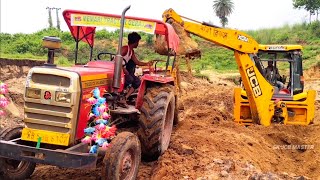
[162,8,316,126]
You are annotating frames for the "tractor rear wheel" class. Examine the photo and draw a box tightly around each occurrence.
[102,132,141,180]
[0,126,36,180]
[138,84,175,161]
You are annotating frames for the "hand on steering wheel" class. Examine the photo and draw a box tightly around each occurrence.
[147,61,155,74]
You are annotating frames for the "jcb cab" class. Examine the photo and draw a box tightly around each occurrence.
[234,45,316,125]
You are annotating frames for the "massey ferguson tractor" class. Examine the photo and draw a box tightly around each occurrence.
[0,6,179,180]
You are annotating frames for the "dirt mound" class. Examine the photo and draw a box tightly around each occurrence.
[305,63,320,79]
[0,59,43,128]
[149,76,320,180]
[304,63,320,100]
[151,124,320,179]
[178,77,234,122]
[0,86,24,128]
[0,58,45,81]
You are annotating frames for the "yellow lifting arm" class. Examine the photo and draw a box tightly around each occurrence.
[162,8,259,53]
[162,8,275,126]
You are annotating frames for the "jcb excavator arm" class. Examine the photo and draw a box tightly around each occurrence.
[162,8,275,126]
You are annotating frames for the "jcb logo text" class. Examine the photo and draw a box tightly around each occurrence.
[246,66,262,98]
[238,35,249,42]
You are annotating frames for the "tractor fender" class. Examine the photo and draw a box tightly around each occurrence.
[135,74,174,109]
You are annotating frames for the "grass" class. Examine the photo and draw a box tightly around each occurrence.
[301,45,320,69]
[303,54,320,70]
[55,57,73,67]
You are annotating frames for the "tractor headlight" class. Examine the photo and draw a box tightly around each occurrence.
[26,88,41,99]
[55,92,71,103]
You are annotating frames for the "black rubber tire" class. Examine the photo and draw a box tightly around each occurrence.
[0,126,36,180]
[0,126,13,138]
[138,84,175,161]
[102,132,141,180]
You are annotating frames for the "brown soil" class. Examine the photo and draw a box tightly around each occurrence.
[154,21,200,56]
[305,63,320,79]
[305,63,320,100]
[1,58,320,180]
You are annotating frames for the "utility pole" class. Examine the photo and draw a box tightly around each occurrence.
[46,7,53,28]
[53,7,61,30]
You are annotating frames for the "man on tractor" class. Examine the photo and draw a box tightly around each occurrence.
[119,32,154,107]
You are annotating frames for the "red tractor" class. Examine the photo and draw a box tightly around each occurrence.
[0,6,179,180]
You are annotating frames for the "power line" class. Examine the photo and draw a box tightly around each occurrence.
[46,7,61,30]
[46,7,54,28]
[52,7,61,30]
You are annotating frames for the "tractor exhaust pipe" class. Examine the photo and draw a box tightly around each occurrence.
[112,5,131,90]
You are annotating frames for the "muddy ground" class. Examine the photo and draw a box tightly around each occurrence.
[0,59,320,180]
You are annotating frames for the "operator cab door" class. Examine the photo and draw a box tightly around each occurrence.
[290,51,304,95]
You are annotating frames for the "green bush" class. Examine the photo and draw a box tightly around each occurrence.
[309,21,320,39]
[56,56,72,66]
[95,29,114,40]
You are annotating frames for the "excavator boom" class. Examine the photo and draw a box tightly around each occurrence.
[162,8,259,54]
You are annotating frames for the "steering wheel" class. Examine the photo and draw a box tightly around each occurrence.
[150,59,167,73]
[97,52,116,61]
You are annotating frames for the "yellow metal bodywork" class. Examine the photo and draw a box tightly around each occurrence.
[163,9,274,125]
[23,67,81,146]
[162,8,316,126]
[233,52,274,126]
[163,9,258,54]
[258,44,303,51]
[234,88,316,125]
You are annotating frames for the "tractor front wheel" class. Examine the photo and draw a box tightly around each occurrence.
[138,84,175,161]
[0,126,36,180]
[102,132,141,180]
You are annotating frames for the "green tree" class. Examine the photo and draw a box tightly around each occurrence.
[212,0,234,27]
[293,0,320,23]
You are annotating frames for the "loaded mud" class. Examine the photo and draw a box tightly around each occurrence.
[0,58,319,179]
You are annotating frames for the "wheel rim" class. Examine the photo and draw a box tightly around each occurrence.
[161,99,174,152]
[120,149,136,180]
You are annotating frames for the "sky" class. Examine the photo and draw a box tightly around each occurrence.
[0,0,312,34]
